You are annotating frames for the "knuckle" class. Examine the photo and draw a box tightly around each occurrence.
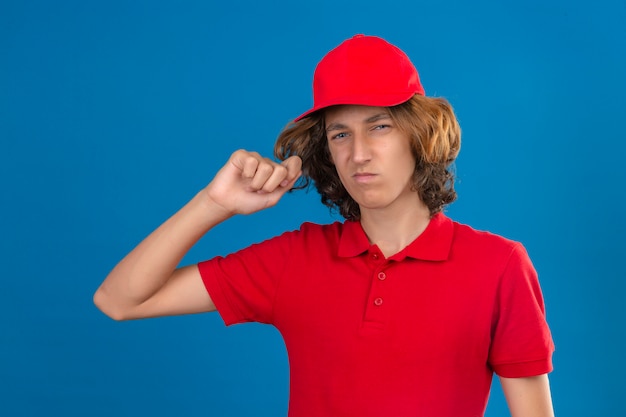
[274,164,288,176]
[257,163,273,175]
[233,149,247,158]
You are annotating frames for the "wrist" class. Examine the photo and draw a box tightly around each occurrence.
[195,188,235,225]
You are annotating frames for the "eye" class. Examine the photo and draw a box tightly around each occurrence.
[330,132,349,140]
[372,124,391,131]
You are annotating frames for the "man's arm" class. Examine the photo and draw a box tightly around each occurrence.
[93,150,302,321]
[500,374,555,417]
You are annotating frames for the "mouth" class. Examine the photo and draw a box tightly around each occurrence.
[352,172,377,183]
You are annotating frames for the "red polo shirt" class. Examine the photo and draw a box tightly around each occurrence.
[198,213,554,417]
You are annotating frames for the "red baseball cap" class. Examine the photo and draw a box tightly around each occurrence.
[294,34,425,121]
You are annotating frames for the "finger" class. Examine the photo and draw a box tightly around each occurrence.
[262,169,301,207]
[239,152,262,179]
[279,155,303,186]
[259,163,289,193]
[229,150,257,178]
[248,159,276,191]
[281,169,302,189]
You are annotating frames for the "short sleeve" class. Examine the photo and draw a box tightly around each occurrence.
[197,231,294,326]
[488,243,555,377]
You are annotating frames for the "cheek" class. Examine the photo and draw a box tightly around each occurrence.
[400,153,417,181]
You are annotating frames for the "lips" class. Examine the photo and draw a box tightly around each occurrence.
[353,172,377,183]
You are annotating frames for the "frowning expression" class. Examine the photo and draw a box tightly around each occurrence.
[325,105,419,214]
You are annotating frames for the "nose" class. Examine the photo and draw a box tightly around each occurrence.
[351,131,372,164]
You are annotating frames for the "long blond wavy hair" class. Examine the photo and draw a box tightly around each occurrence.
[274,95,461,220]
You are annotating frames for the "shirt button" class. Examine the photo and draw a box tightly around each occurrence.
[378,272,386,281]
[372,253,379,260]
[374,297,383,306]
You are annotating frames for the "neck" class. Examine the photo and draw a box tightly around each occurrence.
[359,200,432,258]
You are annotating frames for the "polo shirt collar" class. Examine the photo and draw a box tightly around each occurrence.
[337,212,454,261]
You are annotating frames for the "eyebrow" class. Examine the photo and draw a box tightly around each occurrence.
[325,113,391,132]
[365,113,391,123]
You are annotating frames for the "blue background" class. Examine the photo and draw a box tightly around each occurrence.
[2,0,625,416]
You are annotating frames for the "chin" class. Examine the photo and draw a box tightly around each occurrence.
[355,200,391,211]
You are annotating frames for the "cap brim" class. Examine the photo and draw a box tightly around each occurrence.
[293,91,420,122]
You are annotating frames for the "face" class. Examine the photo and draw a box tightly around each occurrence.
[325,105,420,215]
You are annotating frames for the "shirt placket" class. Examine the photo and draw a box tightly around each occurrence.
[360,247,390,333]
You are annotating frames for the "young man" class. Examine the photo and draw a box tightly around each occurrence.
[94,34,555,416]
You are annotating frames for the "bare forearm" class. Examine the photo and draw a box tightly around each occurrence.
[94,190,230,318]
[93,151,302,320]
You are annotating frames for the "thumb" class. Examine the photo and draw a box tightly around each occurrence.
[279,155,303,187]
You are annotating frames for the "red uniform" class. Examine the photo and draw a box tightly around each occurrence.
[198,213,554,416]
